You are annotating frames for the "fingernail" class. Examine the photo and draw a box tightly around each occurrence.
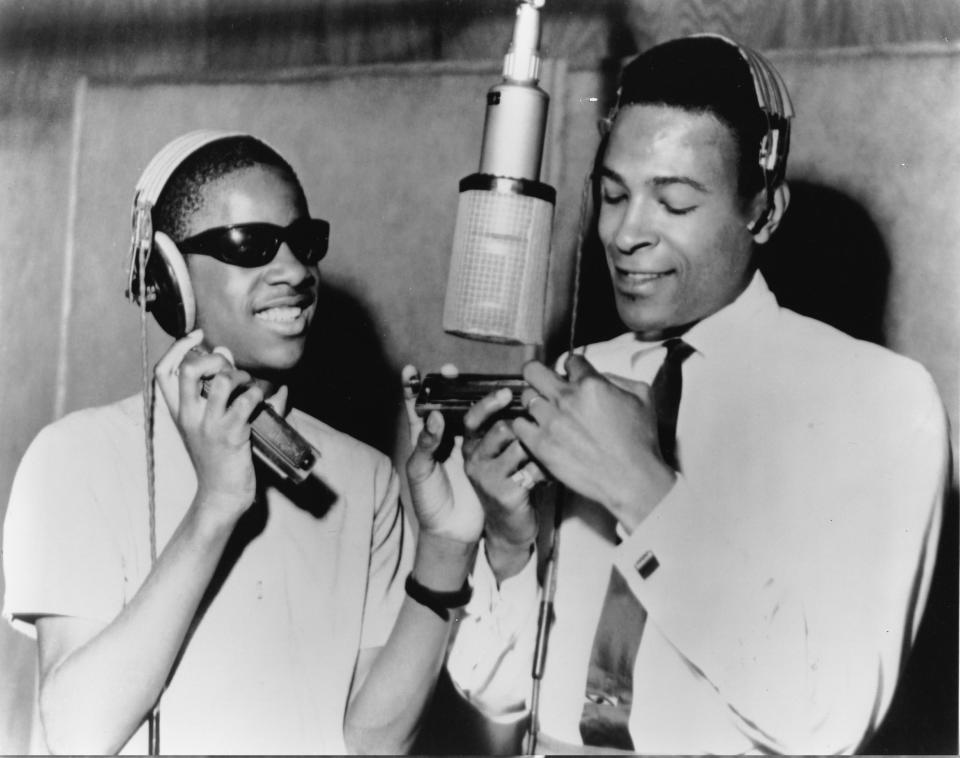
[401,365,421,393]
[213,346,235,366]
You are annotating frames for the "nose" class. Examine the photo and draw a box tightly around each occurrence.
[611,196,660,256]
[264,242,315,287]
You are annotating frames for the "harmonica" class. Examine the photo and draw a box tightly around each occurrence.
[413,373,529,435]
[200,377,318,484]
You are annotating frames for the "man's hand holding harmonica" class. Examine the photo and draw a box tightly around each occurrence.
[512,354,677,534]
[460,385,547,584]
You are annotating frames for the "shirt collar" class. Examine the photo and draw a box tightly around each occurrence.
[153,381,291,437]
[680,271,775,358]
[627,271,776,367]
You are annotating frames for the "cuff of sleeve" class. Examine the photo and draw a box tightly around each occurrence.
[611,475,762,658]
[612,474,742,591]
[611,474,688,586]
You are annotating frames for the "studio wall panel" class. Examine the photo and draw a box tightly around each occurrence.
[1,44,957,752]
[62,64,573,443]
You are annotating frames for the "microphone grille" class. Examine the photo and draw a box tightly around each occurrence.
[443,187,554,345]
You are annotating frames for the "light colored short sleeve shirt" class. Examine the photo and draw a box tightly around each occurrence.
[3,392,411,754]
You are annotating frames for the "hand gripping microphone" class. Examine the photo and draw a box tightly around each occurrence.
[442,0,555,345]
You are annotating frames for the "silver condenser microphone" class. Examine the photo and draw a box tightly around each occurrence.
[442,0,555,345]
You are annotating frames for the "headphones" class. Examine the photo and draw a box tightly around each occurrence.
[596,34,794,234]
[125,129,246,337]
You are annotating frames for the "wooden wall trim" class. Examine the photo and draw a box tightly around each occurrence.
[53,77,87,421]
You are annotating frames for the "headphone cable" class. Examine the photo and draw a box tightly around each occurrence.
[566,169,593,358]
[138,239,161,756]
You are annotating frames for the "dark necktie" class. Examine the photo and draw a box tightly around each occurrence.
[651,338,695,471]
[578,338,694,750]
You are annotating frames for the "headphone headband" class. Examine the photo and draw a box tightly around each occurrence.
[697,34,793,185]
[601,34,794,232]
[699,35,794,121]
[133,129,246,209]
[126,129,247,309]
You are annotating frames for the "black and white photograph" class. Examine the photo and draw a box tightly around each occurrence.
[0,0,956,754]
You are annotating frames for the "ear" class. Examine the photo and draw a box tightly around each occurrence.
[750,182,791,244]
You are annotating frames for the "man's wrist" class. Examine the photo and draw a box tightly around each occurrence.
[412,530,477,591]
[404,574,472,621]
[612,465,676,533]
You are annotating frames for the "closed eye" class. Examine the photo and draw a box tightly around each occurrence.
[601,190,627,205]
[661,200,697,215]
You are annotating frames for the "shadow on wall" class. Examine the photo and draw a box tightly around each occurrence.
[288,280,402,458]
[758,179,891,346]
[863,482,959,755]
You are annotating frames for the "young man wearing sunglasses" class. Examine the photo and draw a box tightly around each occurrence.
[2,133,479,754]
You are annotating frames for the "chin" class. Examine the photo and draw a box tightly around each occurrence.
[269,351,306,373]
[615,300,671,338]
[245,345,307,375]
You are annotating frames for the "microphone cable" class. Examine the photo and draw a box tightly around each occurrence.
[566,168,594,359]
[523,163,594,755]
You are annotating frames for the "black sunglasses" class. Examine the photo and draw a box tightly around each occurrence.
[177,218,330,268]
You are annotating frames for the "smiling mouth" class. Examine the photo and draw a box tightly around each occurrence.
[618,269,672,281]
[615,268,675,289]
[255,305,306,323]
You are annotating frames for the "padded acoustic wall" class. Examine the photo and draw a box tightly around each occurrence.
[1,46,957,753]
[58,46,960,457]
[62,62,572,456]
[773,44,959,440]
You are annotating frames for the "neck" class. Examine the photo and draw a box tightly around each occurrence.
[634,319,700,343]
[243,363,295,400]
[253,377,278,397]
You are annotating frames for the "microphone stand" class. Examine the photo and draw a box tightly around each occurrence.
[524,487,563,755]
[148,710,160,755]
[523,137,594,756]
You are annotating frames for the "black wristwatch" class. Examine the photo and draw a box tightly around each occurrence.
[404,573,473,621]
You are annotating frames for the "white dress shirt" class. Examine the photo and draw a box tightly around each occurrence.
[447,273,949,754]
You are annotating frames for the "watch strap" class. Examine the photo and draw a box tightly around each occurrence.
[405,573,473,621]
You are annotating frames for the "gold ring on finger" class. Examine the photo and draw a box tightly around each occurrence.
[510,468,537,491]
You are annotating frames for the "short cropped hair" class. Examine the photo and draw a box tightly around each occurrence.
[153,136,308,241]
[610,35,774,203]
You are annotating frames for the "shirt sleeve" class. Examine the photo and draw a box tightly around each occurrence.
[3,420,127,637]
[612,371,950,754]
[358,457,413,651]
[445,539,540,719]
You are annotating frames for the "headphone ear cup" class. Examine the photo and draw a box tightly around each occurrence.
[146,231,196,337]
